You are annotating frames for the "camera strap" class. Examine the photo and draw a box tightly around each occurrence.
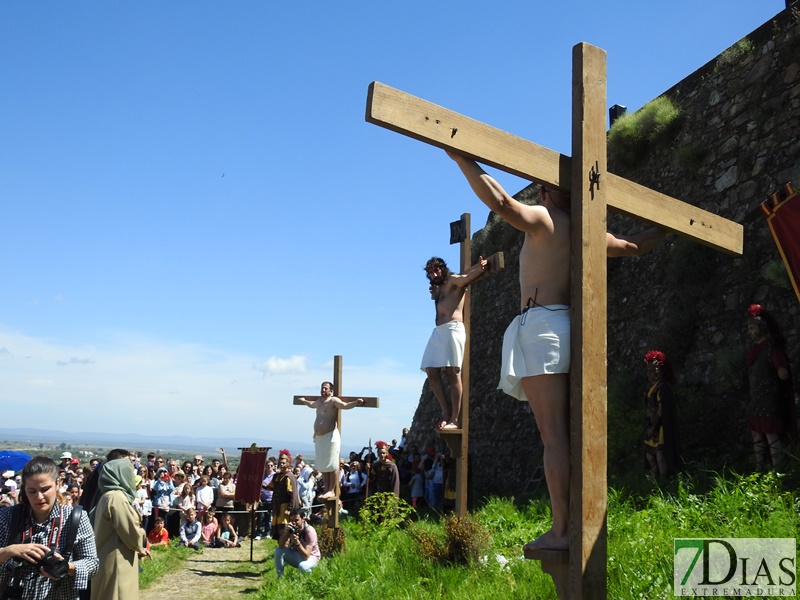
[3,505,24,547]
[60,506,83,563]
[16,504,81,561]
[22,505,63,549]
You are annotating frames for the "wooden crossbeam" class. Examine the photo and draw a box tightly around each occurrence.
[292,395,379,408]
[366,81,743,255]
[470,251,505,286]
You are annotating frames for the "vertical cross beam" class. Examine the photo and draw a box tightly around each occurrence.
[569,42,609,598]
[458,213,471,518]
[439,214,472,516]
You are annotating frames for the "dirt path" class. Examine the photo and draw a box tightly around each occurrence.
[141,540,272,600]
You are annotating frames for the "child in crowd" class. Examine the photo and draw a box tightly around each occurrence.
[409,466,425,508]
[135,475,153,532]
[177,481,195,523]
[216,513,240,548]
[180,508,202,550]
[147,516,170,548]
[200,510,218,547]
[195,475,214,520]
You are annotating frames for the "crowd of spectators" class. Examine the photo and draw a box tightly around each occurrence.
[0,427,454,550]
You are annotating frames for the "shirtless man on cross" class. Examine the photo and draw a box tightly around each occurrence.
[297,382,363,500]
[421,255,488,430]
[447,151,666,552]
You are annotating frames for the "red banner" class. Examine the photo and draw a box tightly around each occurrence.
[234,446,268,504]
[760,182,800,303]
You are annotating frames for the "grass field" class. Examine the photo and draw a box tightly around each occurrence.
[141,469,798,599]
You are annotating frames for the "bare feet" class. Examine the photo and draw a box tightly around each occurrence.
[523,529,568,553]
[441,422,461,430]
[318,491,336,501]
[436,417,449,430]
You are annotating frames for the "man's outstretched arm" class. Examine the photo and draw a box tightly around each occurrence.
[447,151,547,233]
[450,256,489,288]
[607,228,668,258]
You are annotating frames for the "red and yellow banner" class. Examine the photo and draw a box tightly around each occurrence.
[760,182,800,302]
[235,446,268,504]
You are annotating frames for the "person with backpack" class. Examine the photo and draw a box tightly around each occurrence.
[0,456,98,599]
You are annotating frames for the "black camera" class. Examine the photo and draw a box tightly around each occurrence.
[287,523,301,535]
[37,549,69,580]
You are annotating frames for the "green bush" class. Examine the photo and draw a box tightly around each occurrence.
[358,492,414,531]
[411,514,490,566]
[317,523,346,556]
[608,96,682,169]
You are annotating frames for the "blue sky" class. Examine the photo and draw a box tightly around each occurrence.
[0,1,783,452]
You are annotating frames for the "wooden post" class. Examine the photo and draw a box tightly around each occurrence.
[365,42,743,599]
[292,355,379,529]
[568,43,609,599]
[439,214,504,517]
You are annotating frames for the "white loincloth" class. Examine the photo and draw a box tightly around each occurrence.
[498,305,571,402]
[420,321,466,371]
[314,427,341,473]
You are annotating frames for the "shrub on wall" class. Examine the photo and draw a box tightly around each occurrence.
[608,96,682,169]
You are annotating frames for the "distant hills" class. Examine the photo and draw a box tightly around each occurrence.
[0,427,315,457]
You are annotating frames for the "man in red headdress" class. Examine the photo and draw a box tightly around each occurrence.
[268,450,300,539]
[643,350,680,477]
[366,441,400,497]
[745,304,797,470]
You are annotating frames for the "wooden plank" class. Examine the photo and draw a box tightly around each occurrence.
[569,42,609,600]
[524,547,569,564]
[606,173,743,255]
[292,395,379,409]
[470,251,505,285]
[458,212,471,518]
[367,81,569,188]
[366,81,743,255]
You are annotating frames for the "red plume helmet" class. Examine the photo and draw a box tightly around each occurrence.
[644,349,675,384]
[643,350,666,365]
[747,303,785,346]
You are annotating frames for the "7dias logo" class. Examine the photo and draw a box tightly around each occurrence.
[674,538,796,597]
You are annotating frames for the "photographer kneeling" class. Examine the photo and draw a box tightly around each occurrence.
[273,508,320,578]
[0,456,98,599]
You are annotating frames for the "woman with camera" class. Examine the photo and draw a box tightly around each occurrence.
[91,458,149,600]
[0,455,98,599]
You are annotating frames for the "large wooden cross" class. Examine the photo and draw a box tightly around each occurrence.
[292,354,379,528]
[366,43,742,599]
[439,214,505,517]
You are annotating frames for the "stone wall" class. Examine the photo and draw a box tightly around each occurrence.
[406,7,800,502]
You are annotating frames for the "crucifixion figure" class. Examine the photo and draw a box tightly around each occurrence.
[427,213,504,517]
[366,42,742,599]
[293,355,379,529]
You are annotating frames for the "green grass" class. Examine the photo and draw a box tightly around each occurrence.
[139,543,197,589]
[255,470,797,600]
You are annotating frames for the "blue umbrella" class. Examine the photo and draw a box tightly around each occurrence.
[0,450,32,474]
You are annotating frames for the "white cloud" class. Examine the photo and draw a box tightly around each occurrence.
[261,355,308,375]
[0,328,422,449]
[56,357,96,366]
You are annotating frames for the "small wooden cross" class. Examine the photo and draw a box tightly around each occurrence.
[366,43,742,599]
[292,354,379,529]
[439,213,504,518]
